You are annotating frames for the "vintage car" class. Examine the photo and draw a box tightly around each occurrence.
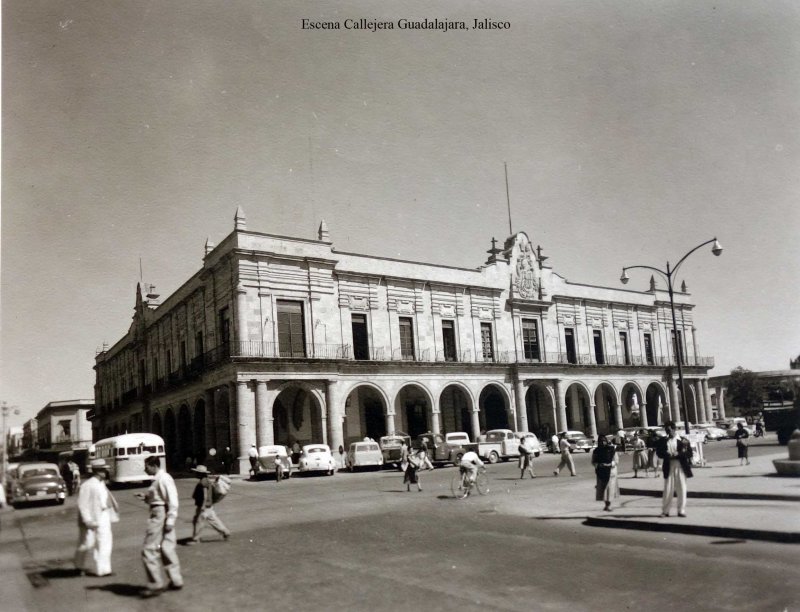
[415,432,476,465]
[345,441,384,471]
[477,429,521,463]
[296,444,336,475]
[696,425,727,441]
[513,432,542,457]
[8,462,67,507]
[559,430,595,453]
[256,445,292,479]
[379,433,411,467]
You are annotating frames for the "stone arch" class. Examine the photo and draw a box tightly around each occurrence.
[593,381,619,436]
[151,412,163,437]
[563,382,593,433]
[394,383,435,438]
[163,408,178,469]
[439,383,476,439]
[621,382,645,428]
[177,403,193,467]
[343,383,390,445]
[273,384,325,448]
[645,382,668,426]
[525,382,556,439]
[478,383,512,432]
[193,399,206,462]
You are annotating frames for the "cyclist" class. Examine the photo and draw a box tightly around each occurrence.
[459,450,485,485]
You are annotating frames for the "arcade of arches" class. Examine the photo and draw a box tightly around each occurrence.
[142,375,710,472]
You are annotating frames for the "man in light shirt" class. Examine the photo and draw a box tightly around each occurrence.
[459,450,485,484]
[137,456,183,598]
[656,421,694,517]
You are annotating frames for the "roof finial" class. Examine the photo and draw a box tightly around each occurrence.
[649,275,656,292]
[681,280,688,293]
[205,237,216,256]
[318,219,331,243]
[234,206,247,230]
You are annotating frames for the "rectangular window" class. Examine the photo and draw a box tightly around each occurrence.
[277,300,306,357]
[564,328,577,364]
[643,333,654,365]
[166,350,172,374]
[441,320,457,362]
[180,341,187,374]
[195,331,204,358]
[219,307,231,345]
[152,358,159,381]
[522,319,541,361]
[619,331,630,365]
[480,322,494,361]
[399,317,415,360]
[351,314,369,361]
[593,330,605,365]
[671,329,684,363]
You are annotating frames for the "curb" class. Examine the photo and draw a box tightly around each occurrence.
[619,488,800,502]
[584,516,800,544]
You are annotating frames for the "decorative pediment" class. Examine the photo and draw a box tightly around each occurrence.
[504,232,545,300]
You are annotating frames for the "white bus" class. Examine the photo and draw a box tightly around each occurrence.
[90,433,166,484]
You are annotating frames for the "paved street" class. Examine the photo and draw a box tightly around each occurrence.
[1,438,797,612]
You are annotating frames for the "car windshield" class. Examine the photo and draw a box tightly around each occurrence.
[307,448,325,454]
[20,467,59,478]
[486,432,505,442]
[381,438,402,447]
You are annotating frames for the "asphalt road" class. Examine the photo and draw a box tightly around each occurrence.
[1,438,796,612]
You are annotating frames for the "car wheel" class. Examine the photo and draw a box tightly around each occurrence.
[454,452,464,465]
[488,451,499,464]
[585,449,591,453]
[57,498,65,505]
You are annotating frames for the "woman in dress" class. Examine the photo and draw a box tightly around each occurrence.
[734,423,750,465]
[631,432,648,478]
[74,459,119,577]
[591,436,619,511]
[403,449,422,492]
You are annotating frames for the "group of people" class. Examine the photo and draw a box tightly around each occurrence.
[399,439,434,491]
[73,456,231,599]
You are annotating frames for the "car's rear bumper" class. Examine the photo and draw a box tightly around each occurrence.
[13,491,65,503]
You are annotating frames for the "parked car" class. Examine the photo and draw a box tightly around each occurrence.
[726,424,752,439]
[256,445,292,479]
[413,432,476,465]
[558,430,595,453]
[296,444,336,475]
[513,432,542,457]
[695,425,727,441]
[8,462,67,507]
[379,433,411,467]
[345,441,384,471]
[478,429,522,463]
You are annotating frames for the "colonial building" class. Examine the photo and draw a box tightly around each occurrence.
[93,209,714,473]
[36,399,93,453]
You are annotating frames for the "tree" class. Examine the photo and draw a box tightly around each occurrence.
[726,367,764,416]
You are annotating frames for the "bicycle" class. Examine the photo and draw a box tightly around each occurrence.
[451,467,489,499]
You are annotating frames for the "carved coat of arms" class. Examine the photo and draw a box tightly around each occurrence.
[515,244,538,298]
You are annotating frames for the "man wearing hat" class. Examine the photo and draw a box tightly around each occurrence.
[188,464,230,544]
[247,444,259,477]
[74,459,118,577]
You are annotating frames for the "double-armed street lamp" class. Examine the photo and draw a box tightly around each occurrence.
[620,238,723,435]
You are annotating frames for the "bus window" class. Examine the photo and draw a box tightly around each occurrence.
[128,448,139,454]
[158,445,164,453]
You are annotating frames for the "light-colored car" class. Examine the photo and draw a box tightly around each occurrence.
[256,445,292,479]
[695,425,727,442]
[297,444,336,475]
[513,432,542,457]
[345,441,383,471]
[558,430,595,453]
[379,434,411,467]
[8,462,67,507]
[726,424,753,439]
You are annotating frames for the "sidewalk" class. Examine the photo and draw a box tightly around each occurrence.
[586,451,800,543]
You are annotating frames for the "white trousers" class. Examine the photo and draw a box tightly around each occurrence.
[661,460,687,515]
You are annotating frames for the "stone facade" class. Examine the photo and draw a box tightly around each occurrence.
[36,400,93,452]
[93,210,714,473]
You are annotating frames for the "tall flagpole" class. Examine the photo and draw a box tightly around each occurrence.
[504,162,513,235]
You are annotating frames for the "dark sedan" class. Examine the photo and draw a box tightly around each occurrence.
[9,462,67,508]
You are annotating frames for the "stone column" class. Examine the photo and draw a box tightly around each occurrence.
[326,380,343,454]
[204,389,216,453]
[554,380,567,432]
[694,380,706,424]
[614,403,624,432]
[254,380,272,447]
[702,379,713,421]
[657,398,664,425]
[235,283,248,350]
[471,409,481,439]
[515,380,529,432]
[431,410,441,435]
[668,377,679,423]
[716,386,726,420]
[587,404,598,439]
[235,380,256,474]
[385,412,396,436]
[640,399,649,428]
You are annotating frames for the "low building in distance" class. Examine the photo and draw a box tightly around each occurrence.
[36,399,94,455]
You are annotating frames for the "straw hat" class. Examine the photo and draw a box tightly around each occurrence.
[191,465,212,475]
[89,459,111,472]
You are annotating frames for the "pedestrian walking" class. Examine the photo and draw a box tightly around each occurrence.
[403,450,422,492]
[222,447,234,475]
[631,432,648,477]
[518,435,536,479]
[591,436,619,511]
[187,465,230,544]
[616,428,628,454]
[399,440,410,473]
[553,433,577,477]
[75,459,119,577]
[60,460,75,496]
[645,430,660,476]
[420,438,434,470]
[550,433,559,454]
[656,421,693,518]
[136,456,183,598]
[69,460,81,493]
[734,423,750,465]
[248,444,259,477]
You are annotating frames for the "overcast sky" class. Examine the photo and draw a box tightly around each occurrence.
[2,0,799,427]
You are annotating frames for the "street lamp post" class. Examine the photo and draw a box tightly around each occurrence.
[1,402,21,487]
[620,238,723,435]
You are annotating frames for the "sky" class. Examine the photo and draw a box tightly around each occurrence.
[2,0,799,428]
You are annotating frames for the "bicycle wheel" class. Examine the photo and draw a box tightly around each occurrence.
[474,471,490,495]
[451,472,469,499]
